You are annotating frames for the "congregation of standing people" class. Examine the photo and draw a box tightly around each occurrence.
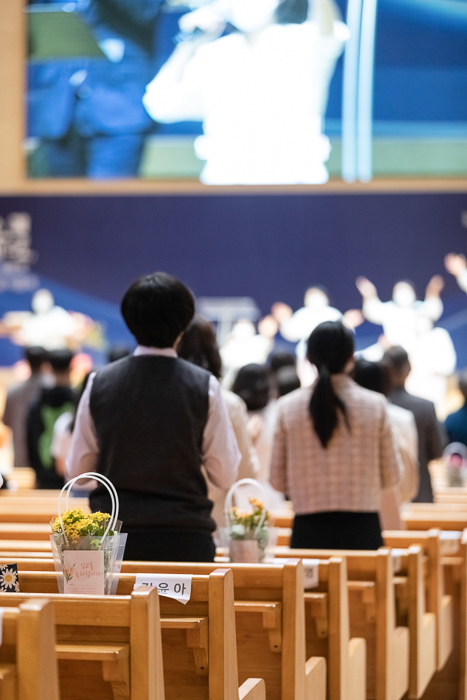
[1,270,460,560]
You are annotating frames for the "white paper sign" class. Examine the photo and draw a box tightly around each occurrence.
[302,559,320,590]
[440,531,460,554]
[391,549,403,574]
[63,550,105,595]
[134,574,192,604]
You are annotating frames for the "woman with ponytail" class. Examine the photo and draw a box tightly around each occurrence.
[270,321,401,550]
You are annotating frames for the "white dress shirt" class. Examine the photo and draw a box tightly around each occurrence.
[66,346,241,489]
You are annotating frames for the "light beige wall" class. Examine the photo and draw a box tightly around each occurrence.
[0,0,25,190]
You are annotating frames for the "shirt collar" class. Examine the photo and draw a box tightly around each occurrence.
[133,345,177,358]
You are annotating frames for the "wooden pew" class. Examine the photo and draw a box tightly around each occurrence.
[383,529,454,670]
[384,529,465,700]
[273,548,412,700]
[0,585,164,700]
[4,570,265,700]
[11,564,319,700]
[0,540,52,556]
[0,598,60,700]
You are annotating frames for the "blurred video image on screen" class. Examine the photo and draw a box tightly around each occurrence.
[26,0,467,183]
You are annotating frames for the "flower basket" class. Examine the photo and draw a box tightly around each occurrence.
[222,478,272,563]
[50,473,127,595]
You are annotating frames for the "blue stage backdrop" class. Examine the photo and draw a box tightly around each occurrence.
[0,192,467,366]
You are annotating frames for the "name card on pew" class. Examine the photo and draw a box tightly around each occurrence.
[272,558,320,589]
[391,549,403,574]
[440,531,460,555]
[302,559,320,589]
[134,574,192,604]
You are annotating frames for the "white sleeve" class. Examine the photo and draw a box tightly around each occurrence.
[143,42,209,123]
[66,373,99,479]
[458,269,467,294]
[362,297,386,326]
[202,376,241,489]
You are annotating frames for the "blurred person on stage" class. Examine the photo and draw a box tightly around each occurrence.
[177,316,260,532]
[355,275,444,355]
[28,0,166,178]
[270,321,401,550]
[384,346,445,503]
[445,371,467,448]
[143,0,348,185]
[27,349,75,489]
[3,346,49,469]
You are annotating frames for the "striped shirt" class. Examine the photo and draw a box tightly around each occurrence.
[270,374,401,514]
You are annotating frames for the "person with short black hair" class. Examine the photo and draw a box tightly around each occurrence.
[384,346,444,503]
[27,349,75,489]
[270,321,401,550]
[67,272,240,562]
[3,346,48,469]
[276,366,301,398]
[445,371,467,448]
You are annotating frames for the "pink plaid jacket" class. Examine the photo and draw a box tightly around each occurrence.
[270,374,401,514]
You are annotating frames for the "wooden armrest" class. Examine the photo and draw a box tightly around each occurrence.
[0,664,15,681]
[160,616,208,630]
[56,643,129,662]
[239,678,266,700]
[305,657,327,699]
[235,601,281,614]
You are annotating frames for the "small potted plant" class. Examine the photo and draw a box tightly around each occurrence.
[50,473,126,595]
[225,479,269,563]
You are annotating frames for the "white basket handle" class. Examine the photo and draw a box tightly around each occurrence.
[58,473,119,546]
[224,478,267,536]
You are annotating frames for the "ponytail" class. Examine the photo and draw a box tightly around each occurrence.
[306,321,354,448]
[308,365,349,448]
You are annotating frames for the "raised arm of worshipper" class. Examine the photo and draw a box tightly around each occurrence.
[309,0,343,34]
[423,274,444,321]
[143,8,223,125]
[445,252,467,293]
[356,276,387,326]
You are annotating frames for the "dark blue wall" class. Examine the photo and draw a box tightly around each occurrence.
[1,191,467,361]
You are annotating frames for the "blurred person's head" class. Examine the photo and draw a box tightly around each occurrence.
[304,286,330,310]
[277,365,301,397]
[392,281,416,308]
[271,302,292,324]
[231,319,256,340]
[48,349,74,386]
[231,363,271,411]
[226,0,307,33]
[269,351,296,374]
[458,370,467,403]
[25,346,47,373]
[31,289,54,315]
[383,346,411,388]
[177,316,222,379]
[121,272,195,349]
[258,315,278,339]
[306,321,355,448]
[107,344,131,364]
[353,359,390,396]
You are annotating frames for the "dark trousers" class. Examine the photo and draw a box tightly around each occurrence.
[34,130,145,178]
[291,511,384,551]
[123,529,216,562]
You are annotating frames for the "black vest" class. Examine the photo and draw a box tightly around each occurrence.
[89,355,214,532]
